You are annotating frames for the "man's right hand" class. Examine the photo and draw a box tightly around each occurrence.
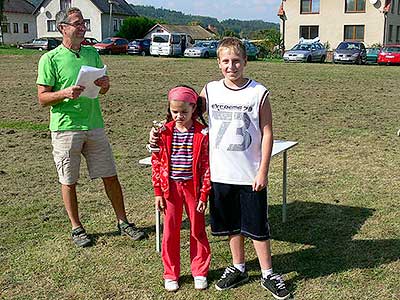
[64,85,85,99]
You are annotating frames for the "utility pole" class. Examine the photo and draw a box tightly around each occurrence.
[108,0,117,37]
[0,0,5,45]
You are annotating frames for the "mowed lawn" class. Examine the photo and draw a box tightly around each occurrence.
[0,51,399,300]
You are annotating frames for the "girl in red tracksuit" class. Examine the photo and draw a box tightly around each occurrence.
[151,86,211,292]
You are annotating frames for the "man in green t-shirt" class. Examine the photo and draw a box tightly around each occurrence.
[37,7,147,247]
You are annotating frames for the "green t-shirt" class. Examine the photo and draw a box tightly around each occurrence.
[37,45,105,131]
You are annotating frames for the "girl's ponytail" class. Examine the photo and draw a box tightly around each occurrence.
[196,96,207,126]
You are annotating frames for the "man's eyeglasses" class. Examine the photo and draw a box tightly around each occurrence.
[62,21,86,28]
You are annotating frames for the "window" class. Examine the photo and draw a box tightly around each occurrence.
[60,0,71,11]
[47,20,57,32]
[13,23,19,33]
[396,26,400,42]
[152,35,169,43]
[23,23,29,33]
[171,34,181,44]
[84,19,91,31]
[115,39,128,46]
[344,25,365,41]
[299,25,319,39]
[398,0,400,14]
[113,19,118,32]
[301,0,320,13]
[345,0,366,12]
[119,19,123,29]
[1,23,10,33]
[389,25,393,41]
[391,0,395,13]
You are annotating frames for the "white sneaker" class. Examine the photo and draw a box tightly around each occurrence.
[164,279,179,292]
[194,276,208,290]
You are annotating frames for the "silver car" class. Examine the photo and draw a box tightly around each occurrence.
[184,40,218,58]
[283,42,327,63]
[333,41,367,64]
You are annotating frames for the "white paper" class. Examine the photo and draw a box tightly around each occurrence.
[75,65,107,99]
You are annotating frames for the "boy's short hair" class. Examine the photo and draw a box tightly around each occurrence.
[217,37,247,59]
[56,7,82,31]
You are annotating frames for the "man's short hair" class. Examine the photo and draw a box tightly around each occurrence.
[55,7,82,31]
[217,37,247,59]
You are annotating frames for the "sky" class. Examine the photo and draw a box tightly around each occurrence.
[127,0,282,23]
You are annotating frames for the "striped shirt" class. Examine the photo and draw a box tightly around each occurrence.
[170,126,194,180]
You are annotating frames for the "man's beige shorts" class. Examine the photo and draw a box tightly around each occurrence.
[51,128,117,185]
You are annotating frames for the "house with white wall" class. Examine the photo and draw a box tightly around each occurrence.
[32,0,137,42]
[144,23,217,41]
[279,0,400,50]
[1,0,37,44]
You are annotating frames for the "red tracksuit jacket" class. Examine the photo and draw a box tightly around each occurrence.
[151,120,211,202]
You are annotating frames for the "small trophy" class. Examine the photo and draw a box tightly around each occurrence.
[146,120,163,153]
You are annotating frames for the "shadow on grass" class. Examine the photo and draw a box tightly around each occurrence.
[244,201,400,287]
[89,223,155,244]
[118,200,399,290]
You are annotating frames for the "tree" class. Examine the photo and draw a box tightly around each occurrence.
[250,28,282,58]
[117,16,158,41]
[188,21,201,26]
[222,29,239,38]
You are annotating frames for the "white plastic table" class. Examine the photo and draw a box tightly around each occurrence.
[139,140,298,252]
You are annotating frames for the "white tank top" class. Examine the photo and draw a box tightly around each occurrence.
[205,79,269,185]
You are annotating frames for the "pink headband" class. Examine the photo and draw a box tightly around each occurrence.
[168,87,198,104]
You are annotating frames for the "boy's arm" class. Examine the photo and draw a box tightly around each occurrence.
[253,95,273,191]
[199,134,211,202]
[199,87,207,114]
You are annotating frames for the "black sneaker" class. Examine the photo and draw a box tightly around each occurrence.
[261,273,291,300]
[118,222,148,241]
[71,226,91,247]
[215,266,249,291]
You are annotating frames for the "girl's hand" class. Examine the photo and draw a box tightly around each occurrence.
[252,172,268,191]
[155,196,166,212]
[149,127,160,145]
[196,201,207,213]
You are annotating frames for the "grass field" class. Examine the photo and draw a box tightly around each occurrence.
[0,50,399,300]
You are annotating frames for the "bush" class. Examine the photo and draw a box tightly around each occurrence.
[253,40,282,59]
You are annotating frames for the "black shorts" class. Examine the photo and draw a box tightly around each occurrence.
[209,182,270,241]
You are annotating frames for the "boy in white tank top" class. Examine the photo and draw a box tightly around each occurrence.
[200,37,291,299]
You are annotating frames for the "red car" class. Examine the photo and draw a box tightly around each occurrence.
[94,37,129,54]
[81,37,99,46]
[378,45,400,65]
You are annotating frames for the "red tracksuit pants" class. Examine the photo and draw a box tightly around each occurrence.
[162,179,211,280]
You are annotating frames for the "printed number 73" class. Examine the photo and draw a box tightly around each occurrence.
[214,112,252,151]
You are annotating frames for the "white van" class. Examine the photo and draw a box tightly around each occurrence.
[150,32,194,56]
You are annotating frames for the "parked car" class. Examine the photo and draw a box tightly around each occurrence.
[283,39,327,63]
[81,37,99,46]
[150,32,194,56]
[366,47,380,64]
[184,40,219,58]
[244,40,259,60]
[127,39,151,56]
[333,41,367,64]
[94,37,128,54]
[377,45,400,65]
[18,37,61,51]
